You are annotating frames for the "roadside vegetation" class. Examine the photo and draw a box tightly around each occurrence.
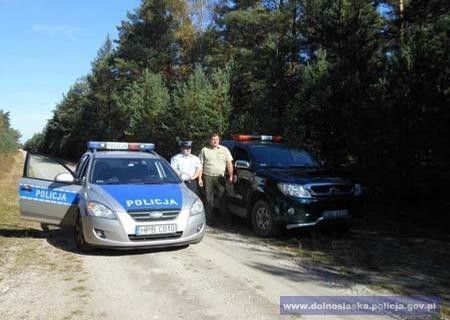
[0,110,20,154]
[23,0,449,228]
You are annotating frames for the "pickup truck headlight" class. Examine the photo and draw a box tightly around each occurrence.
[86,201,116,219]
[190,198,204,216]
[354,184,363,196]
[277,183,311,198]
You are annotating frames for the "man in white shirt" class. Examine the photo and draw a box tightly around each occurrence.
[170,140,203,196]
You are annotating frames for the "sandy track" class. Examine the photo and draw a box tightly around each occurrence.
[81,227,391,320]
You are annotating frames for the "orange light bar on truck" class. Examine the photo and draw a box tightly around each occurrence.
[232,135,283,142]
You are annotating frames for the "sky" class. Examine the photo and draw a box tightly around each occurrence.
[0,0,141,143]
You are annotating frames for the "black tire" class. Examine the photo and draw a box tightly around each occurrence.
[74,214,89,252]
[335,222,350,236]
[251,200,279,237]
[40,223,49,232]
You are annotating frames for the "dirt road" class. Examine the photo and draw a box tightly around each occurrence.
[66,226,388,320]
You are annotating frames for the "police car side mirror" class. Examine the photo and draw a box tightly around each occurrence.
[235,160,250,169]
[54,172,74,183]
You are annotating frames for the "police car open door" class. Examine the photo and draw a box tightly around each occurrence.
[19,153,81,225]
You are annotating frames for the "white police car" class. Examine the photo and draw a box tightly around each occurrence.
[18,141,205,250]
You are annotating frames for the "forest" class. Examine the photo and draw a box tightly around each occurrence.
[23,0,449,219]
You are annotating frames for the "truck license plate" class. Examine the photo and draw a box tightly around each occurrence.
[322,210,349,218]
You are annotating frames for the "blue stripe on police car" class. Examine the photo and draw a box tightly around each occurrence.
[19,184,79,205]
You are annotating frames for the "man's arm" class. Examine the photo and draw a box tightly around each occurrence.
[192,156,203,187]
[226,160,233,183]
[224,147,234,183]
[191,165,202,180]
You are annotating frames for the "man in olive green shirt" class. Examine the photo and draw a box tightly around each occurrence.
[199,133,233,225]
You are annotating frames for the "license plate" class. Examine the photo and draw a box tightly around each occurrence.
[322,210,349,218]
[136,224,177,236]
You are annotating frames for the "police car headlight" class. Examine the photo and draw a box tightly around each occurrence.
[277,183,311,198]
[190,198,204,216]
[86,201,116,219]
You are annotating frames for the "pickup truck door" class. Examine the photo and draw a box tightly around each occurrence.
[227,147,254,216]
[19,152,81,225]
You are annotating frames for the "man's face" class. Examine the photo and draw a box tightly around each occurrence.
[209,135,220,148]
[181,147,191,155]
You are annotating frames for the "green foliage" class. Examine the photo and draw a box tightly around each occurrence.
[0,110,21,153]
[23,132,44,153]
[23,0,449,211]
[39,79,91,159]
[172,65,231,146]
[120,70,171,147]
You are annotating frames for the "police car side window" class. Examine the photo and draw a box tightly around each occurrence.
[77,155,90,179]
[26,154,71,181]
[75,155,88,174]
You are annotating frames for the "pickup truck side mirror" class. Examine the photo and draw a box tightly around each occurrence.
[235,160,250,169]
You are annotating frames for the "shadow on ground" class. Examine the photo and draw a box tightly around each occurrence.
[0,225,189,256]
[209,210,450,315]
[0,227,48,239]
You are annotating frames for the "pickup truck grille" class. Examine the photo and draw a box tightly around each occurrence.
[127,210,179,222]
[309,184,354,197]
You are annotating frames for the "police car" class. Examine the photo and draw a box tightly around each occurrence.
[222,135,364,236]
[19,141,206,250]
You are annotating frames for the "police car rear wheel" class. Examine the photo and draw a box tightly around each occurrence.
[251,200,279,237]
[74,214,89,251]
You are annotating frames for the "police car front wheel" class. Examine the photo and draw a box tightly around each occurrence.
[251,200,280,237]
[74,214,89,251]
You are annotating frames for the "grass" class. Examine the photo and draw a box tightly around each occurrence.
[0,151,29,228]
[0,152,56,268]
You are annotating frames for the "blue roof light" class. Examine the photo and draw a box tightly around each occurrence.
[87,141,155,152]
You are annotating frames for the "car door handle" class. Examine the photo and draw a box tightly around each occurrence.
[21,185,32,192]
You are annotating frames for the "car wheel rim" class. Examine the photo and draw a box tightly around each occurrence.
[256,207,270,230]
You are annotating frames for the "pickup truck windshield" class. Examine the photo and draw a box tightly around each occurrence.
[250,145,320,169]
[90,158,180,184]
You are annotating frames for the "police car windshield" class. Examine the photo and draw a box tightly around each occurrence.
[250,145,320,169]
[91,158,180,185]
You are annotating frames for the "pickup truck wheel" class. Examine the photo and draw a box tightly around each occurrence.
[74,214,89,251]
[251,200,279,237]
[335,222,350,236]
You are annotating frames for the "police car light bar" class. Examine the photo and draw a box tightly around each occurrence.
[232,134,283,142]
[87,141,155,152]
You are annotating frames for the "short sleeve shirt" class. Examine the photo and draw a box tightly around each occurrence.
[199,145,233,177]
[170,153,202,180]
